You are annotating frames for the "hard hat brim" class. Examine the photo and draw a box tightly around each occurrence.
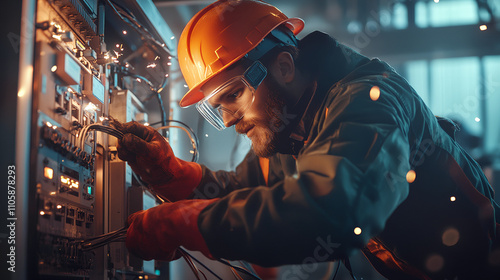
[179,17,305,108]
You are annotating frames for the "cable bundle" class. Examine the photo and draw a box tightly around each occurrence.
[72,227,128,252]
[77,123,124,149]
[75,120,261,279]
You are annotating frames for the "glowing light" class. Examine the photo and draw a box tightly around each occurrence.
[115,44,120,48]
[406,170,416,183]
[168,56,172,60]
[147,63,157,68]
[479,25,487,31]
[51,65,58,72]
[50,192,56,196]
[46,121,53,128]
[354,227,362,235]
[442,228,460,246]
[122,30,128,35]
[167,62,172,66]
[40,211,46,215]
[44,167,54,180]
[370,86,380,101]
[165,74,169,77]
[170,36,175,40]
[61,176,69,184]
[56,205,62,209]
[190,150,194,154]
[155,56,160,60]
[52,126,57,129]
[434,0,439,3]
[99,116,105,122]
[161,43,165,47]
[450,196,456,202]
[84,102,98,113]
[425,254,444,272]
[144,122,150,126]
[52,34,62,40]
[69,180,79,189]
[205,134,208,137]
[103,53,110,60]
[475,117,480,122]
[136,78,141,82]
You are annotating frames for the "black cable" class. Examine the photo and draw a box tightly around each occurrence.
[178,248,223,280]
[153,120,200,162]
[156,92,167,127]
[331,261,341,280]
[217,259,262,280]
[120,73,168,129]
[106,0,174,57]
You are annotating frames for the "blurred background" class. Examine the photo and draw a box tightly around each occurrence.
[1,0,498,279]
[151,0,500,279]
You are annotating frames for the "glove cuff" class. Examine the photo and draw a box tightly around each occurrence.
[178,198,219,259]
[152,160,202,202]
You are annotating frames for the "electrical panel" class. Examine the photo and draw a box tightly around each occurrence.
[23,0,175,279]
[33,1,104,278]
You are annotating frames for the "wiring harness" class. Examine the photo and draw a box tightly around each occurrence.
[73,120,261,279]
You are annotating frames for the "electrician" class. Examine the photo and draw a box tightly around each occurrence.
[114,0,500,279]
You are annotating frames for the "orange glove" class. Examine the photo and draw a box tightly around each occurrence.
[125,199,218,261]
[112,121,202,201]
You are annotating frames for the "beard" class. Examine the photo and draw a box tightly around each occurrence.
[235,75,288,158]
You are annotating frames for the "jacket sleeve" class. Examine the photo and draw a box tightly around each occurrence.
[188,150,266,200]
[197,82,413,266]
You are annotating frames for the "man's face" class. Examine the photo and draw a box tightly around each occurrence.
[201,63,289,158]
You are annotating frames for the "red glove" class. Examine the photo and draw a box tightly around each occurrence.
[112,121,202,201]
[126,199,218,261]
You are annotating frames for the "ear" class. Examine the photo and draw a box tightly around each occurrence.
[271,51,295,84]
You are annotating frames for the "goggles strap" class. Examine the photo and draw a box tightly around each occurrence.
[245,27,298,61]
[244,61,267,89]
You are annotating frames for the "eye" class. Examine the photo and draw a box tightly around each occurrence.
[224,89,243,101]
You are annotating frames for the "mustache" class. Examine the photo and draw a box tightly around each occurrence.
[235,122,253,134]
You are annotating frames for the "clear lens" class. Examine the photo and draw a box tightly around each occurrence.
[196,61,266,130]
[196,77,255,130]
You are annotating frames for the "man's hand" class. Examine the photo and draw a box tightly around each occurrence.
[111,120,202,201]
[126,199,219,261]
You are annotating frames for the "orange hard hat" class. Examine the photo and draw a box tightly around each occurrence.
[178,0,304,107]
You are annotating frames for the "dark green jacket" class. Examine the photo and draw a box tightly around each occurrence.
[190,32,500,279]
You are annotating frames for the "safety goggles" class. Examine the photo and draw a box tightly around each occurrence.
[196,61,267,130]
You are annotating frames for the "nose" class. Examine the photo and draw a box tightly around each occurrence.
[222,111,238,127]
